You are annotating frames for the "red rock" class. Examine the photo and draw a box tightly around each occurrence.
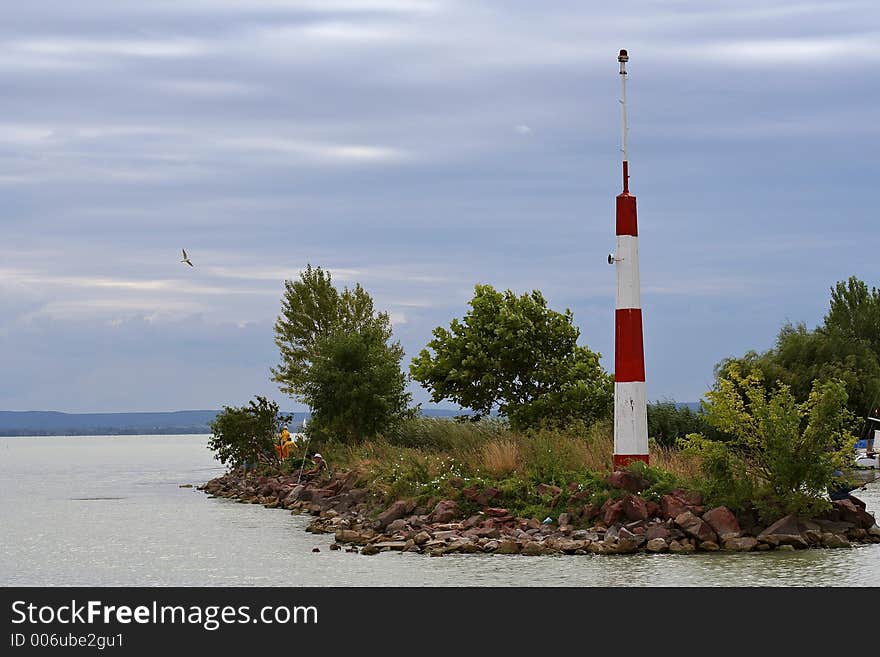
[486,507,510,517]
[601,498,625,526]
[645,501,660,518]
[376,500,409,528]
[660,494,689,520]
[536,483,562,498]
[645,524,671,541]
[702,506,742,540]
[557,512,572,527]
[674,511,718,544]
[757,514,809,548]
[623,495,649,521]
[428,499,460,524]
[832,499,876,530]
[581,503,600,521]
[462,514,483,529]
[606,471,649,494]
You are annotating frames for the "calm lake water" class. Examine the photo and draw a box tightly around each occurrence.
[1,434,878,586]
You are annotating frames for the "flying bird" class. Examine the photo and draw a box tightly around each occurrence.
[180,249,194,267]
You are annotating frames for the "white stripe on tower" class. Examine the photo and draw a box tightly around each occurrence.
[613,49,648,468]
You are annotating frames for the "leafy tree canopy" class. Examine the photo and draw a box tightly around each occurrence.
[272,264,412,443]
[207,396,291,467]
[272,264,388,398]
[410,284,612,430]
[303,326,414,443]
[715,276,880,428]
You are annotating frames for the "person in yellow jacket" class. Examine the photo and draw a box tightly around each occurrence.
[275,425,292,460]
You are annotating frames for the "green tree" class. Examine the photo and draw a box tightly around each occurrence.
[715,276,880,425]
[303,326,414,443]
[647,400,726,447]
[410,284,612,430]
[272,264,383,397]
[207,396,291,468]
[272,264,412,442]
[717,322,880,422]
[825,275,880,356]
[682,365,857,519]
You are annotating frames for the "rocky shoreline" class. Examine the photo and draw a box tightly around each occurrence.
[199,469,880,556]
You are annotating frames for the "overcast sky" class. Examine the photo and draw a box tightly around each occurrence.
[2,0,878,413]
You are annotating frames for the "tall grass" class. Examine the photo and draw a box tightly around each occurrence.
[314,416,704,510]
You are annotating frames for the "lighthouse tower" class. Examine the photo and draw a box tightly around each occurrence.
[611,49,649,467]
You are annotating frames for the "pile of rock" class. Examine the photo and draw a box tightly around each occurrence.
[199,469,880,557]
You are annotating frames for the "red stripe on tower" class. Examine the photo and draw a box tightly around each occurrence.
[615,309,645,382]
[612,49,649,468]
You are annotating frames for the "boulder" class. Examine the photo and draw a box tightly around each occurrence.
[601,499,625,526]
[607,471,649,494]
[660,494,689,520]
[558,539,590,554]
[428,500,460,524]
[448,540,482,554]
[521,542,547,556]
[612,538,642,554]
[385,518,409,534]
[462,515,483,529]
[623,495,650,521]
[674,511,718,544]
[373,541,408,551]
[802,530,823,546]
[334,529,370,544]
[283,485,306,504]
[557,512,572,528]
[486,507,510,517]
[617,527,646,547]
[832,499,876,530]
[360,544,380,556]
[702,507,741,540]
[668,539,695,554]
[645,524,672,541]
[376,501,409,529]
[821,533,850,548]
[646,538,668,553]
[536,483,562,497]
[699,541,720,551]
[496,540,521,555]
[722,537,758,552]
[581,503,600,521]
[412,531,431,546]
[757,514,809,548]
[814,519,856,534]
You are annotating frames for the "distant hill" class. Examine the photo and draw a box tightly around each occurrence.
[0,407,464,436]
[0,405,702,436]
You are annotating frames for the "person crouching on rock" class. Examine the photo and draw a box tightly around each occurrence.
[303,453,328,477]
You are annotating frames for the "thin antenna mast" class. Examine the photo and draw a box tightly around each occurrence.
[619,49,629,193]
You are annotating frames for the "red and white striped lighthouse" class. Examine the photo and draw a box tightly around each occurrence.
[611,49,649,467]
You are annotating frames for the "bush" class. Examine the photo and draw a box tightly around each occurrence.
[208,396,291,468]
[647,400,727,447]
[682,365,857,520]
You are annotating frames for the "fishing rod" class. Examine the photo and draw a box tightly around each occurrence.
[295,415,312,486]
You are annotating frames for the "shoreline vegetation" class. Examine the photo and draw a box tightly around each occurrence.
[200,418,880,557]
[200,269,880,557]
